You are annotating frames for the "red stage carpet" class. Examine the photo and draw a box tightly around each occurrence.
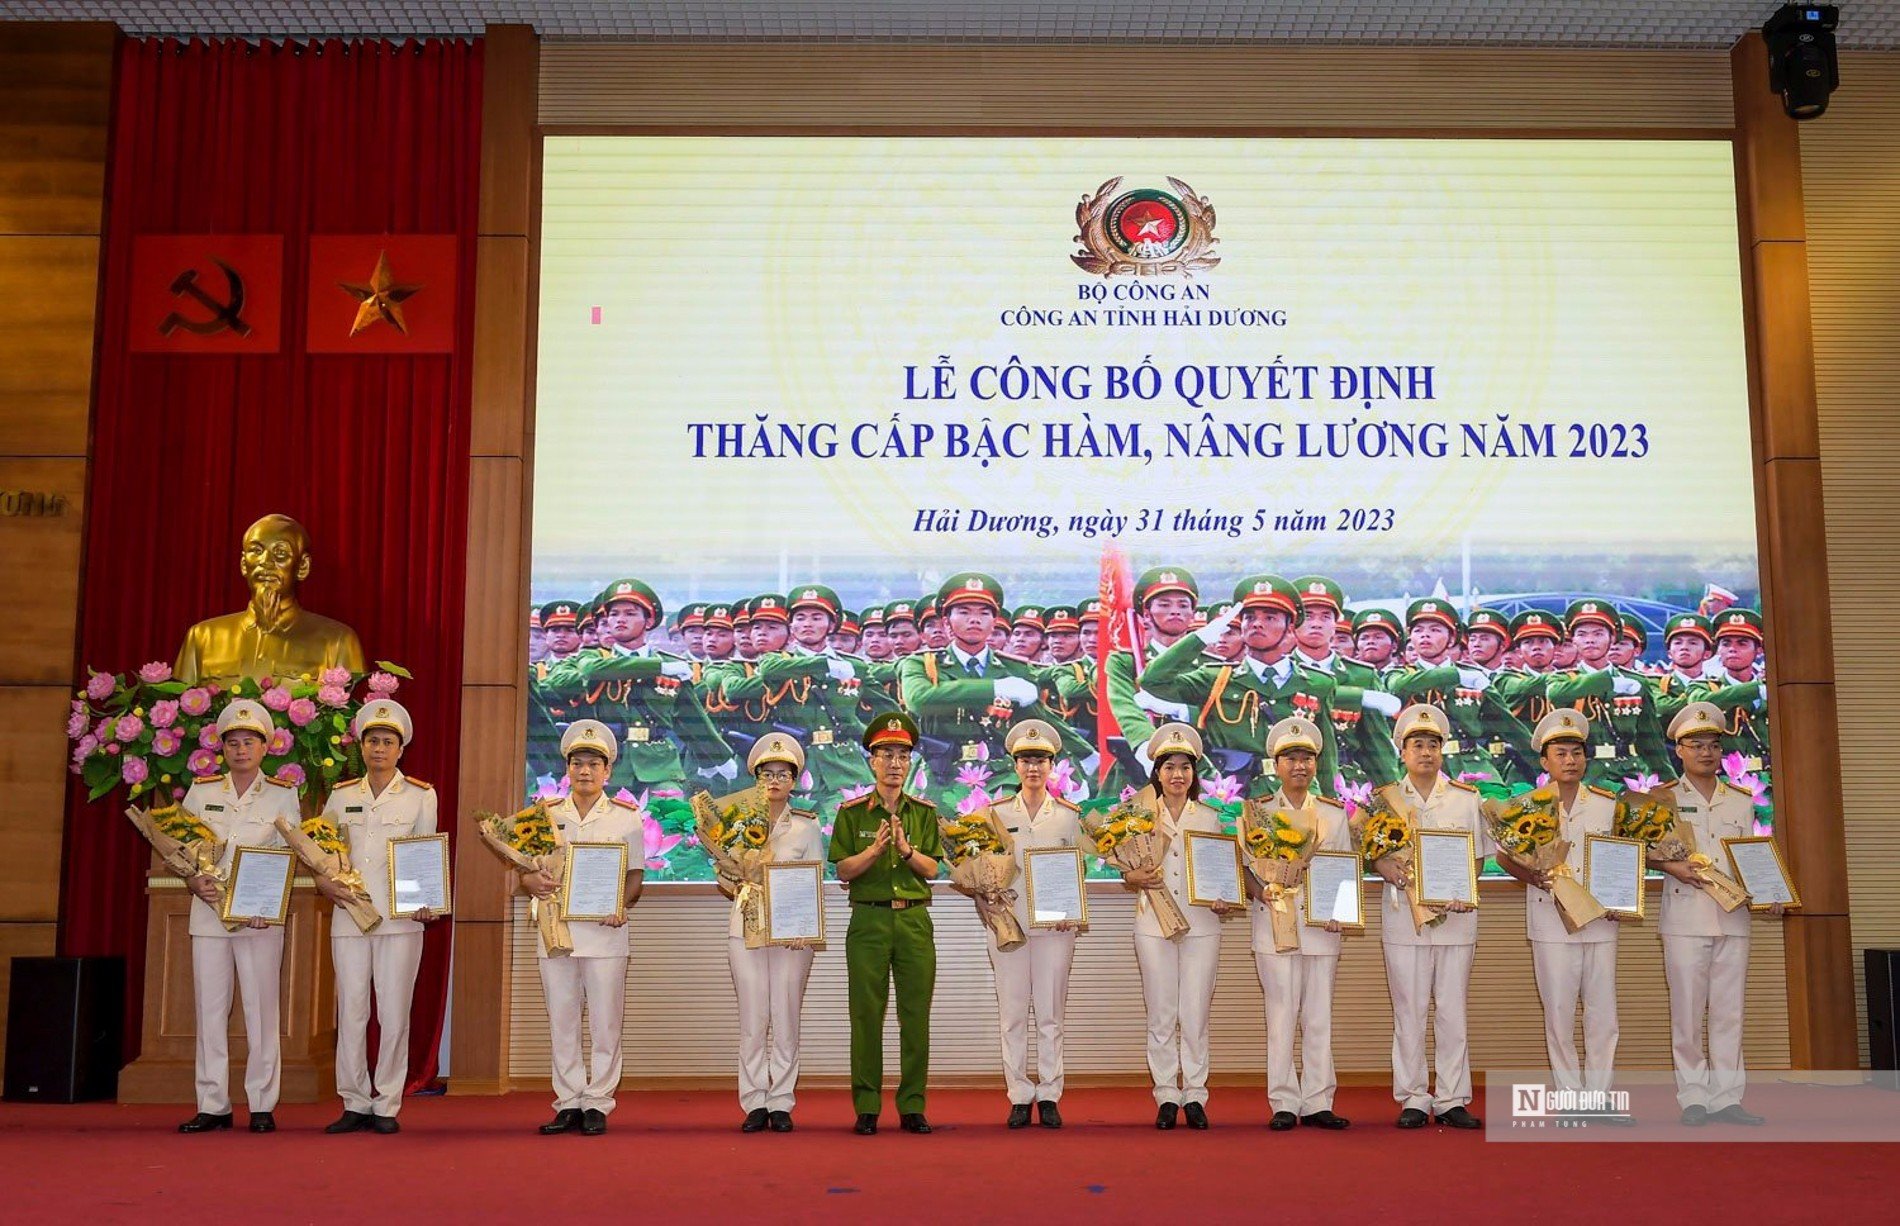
[5,1087,1897,1223]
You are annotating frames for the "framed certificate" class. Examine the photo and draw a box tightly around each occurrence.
[1183,831,1243,907]
[1412,829,1478,908]
[388,833,452,919]
[220,845,296,925]
[1304,851,1365,929]
[560,842,630,922]
[1723,836,1801,910]
[1584,833,1646,920]
[1024,846,1088,927]
[763,860,826,945]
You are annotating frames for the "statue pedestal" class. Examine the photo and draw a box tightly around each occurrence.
[117,868,338,1104]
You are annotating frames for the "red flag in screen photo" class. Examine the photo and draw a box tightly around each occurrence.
[128,234,283,354]
[306,234,458,354]
[1095,541,1138,779]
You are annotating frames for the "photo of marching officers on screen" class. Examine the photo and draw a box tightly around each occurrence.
[523,566,1770,880]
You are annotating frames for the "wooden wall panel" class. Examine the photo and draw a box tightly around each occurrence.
[0,458,87,682]
[0,23,114,235]
[1800,50,1900,1068]
[0,237,99,458]
[0,687,74,921]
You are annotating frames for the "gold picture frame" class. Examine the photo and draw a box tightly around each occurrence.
[1411,828,1479,908]
[1183,830,1243,907]
[1722,835,1803,911]
[1303,850,1365,929]
[1023,846,1089,928]
[761,859,827,946]
[220,845,296,926]
[1583,832,1647,920]
[560,841,630,923]
[387,832,453,919]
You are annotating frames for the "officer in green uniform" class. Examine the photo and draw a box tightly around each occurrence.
[527,599,587,786]
[1464,608,1512,674]
[1290,576,1402,790]
[859,605,891,664]
[1351,607,1404,673]
[1492,609,1564,729]
[1652,612,1715,728]
[1139,575,1341,796]
[918,595,950,652]
[897,574,1093,806]
[1706,608,1771,794]
[830,609,862,656]
[538,578,739,793]
[1008,606,1048,661]
[1545,597,1673,789]
[1078,597,1104,660]
[1103,567,1202,773]
[677,603,710,661]
[830,712,944,1135]
[1613,615,1647,672]
[1380,598,1536,794]
[1040,604,1096,747]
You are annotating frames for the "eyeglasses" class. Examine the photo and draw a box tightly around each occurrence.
[870,747,913,761]
[758,769,796,782]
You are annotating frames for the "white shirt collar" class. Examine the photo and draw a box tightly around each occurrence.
[952,645,989,670]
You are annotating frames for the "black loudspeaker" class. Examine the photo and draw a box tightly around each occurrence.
[1870,949,1900,1091]
[3,956,124,1103]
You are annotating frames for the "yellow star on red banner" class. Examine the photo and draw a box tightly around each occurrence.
[337,249,422,337]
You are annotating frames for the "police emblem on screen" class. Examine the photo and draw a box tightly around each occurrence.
[1072,177,1220,277]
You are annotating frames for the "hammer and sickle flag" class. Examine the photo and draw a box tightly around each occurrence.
[307,235,458,354]
[129,235,283,354]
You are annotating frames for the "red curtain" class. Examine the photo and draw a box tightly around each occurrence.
[58,37,482,1091]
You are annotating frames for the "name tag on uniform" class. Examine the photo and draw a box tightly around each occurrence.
[1594,744,1615,759]
[1442,739,1463,754]
[627,726,650,743]
[204,804,225,812]
[345,805,365,813]
[1680,805,1700,814]
[812,729,834,746]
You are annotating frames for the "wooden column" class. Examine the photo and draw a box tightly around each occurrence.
[1731,32,1857,1068]
[0,21,116,1079]
[449,22,539,1095]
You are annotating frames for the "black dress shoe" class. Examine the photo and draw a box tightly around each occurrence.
[1007,1104,1033,1129]
[178,1112,232,1134]
[539,1109,583,1135]
[742,1108,770,1133]
[1301,1110,1350,1130]
[325,1111,371,1134]
[1155,1103,1179,1130]
[1436,1106,1481,1130]
[1681,1104,1709,1126]
[1037,1101,1062,1129]
[1712,1104,1765,1126]
[580,1108,608,1135]
[1396,1108,1429,1129]
[854,1113,879,1135]
[370,1115,400,1135]
[248,1112,276,1134]
[1268,1110,1297,1131]
[1183,1103,1209,1130]
[768,1110,794,1133]
[900,1113,932,1134]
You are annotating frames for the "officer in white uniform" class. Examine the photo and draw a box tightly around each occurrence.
[727,733,823,1134]
[1501,709,1626,1110]
[1124,722,1239,1130]
[521,719,644,1136]
[1250,716,1352,1131]
[1378,703,1487,1130]
[175,698,301,1134]
[1656,701,1780,1126]
[319,699,438,1134]
[987,719,1083,1130]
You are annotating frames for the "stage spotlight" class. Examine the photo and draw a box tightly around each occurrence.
[1762,5,1840,120]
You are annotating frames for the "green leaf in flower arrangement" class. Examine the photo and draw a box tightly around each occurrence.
[374,661,413,679]
[148,681,188,696]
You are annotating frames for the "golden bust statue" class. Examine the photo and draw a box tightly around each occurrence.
[174,514,367,684]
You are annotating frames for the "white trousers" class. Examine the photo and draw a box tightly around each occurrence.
[1532,940,1619,1093]
[539,955,628,1113]
[1663,933,1750,1110]
[1134,932,1220,1106]
[988,931,1077,1105]
[728,937,815,1112]
[1382,942,1475,1113]
[191,932,284,1115]
[1256,951,1338,1116]
[333,932,425,1116]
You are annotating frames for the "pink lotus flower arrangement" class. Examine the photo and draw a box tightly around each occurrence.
[67,660,412,804]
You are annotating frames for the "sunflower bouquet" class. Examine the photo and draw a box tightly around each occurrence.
[124,801,239,932]
[1082,794,1190,940]
[1487,788,1606,933]
[1357,789,1444,933]
[691,789,777,948]
[275,814,382,934]
[939,807,1026,952]
[476,802,571,956]
[1240,801,1318,951]
[1616,787,1748,912]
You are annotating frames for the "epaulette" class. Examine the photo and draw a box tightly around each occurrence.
[1446,779,1479,793]
[193,772,227,785]
[1051,794,1080,812]
[1587,785,1617,799]
[790,807,819,822]
[265,774,298,789]
[904,792,938,810]
[406,778,433,790]
[1316,794,1346,808]
[609,795,640,810]
[996,650,1034,666]
[332,776,363,790]
[839,792,874,811]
